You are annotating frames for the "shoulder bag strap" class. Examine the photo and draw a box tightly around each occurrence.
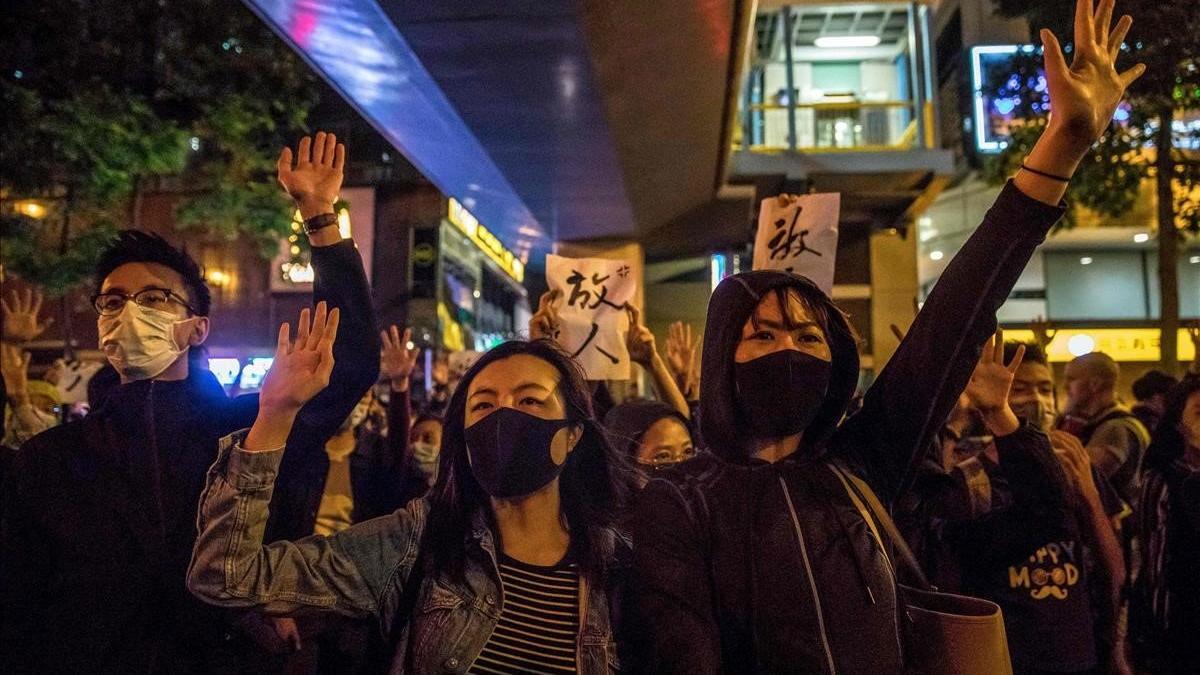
[828,461,931,591]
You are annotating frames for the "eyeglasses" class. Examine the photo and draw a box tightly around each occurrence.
[92,288,197,316]
[637,447,699,470]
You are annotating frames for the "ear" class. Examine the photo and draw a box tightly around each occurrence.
[186,316,211,347]
[566,424,584,453]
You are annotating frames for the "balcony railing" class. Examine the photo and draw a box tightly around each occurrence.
[740,100,936,152]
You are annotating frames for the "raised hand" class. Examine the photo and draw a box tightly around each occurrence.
[1029,315,1057,352]
[625,303,657,367]
[1,289,53,343]
[245,302,340,452]
[965,330,1024,436]
[665,321,699,399]
[263,302,340,414]
[530,290,562,342]
[380,325,420,391]
[1041,0,1144,153]
[1050,429,1099,499]
[277,131,346,220]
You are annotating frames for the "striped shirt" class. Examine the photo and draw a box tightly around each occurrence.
[469,555,580,674]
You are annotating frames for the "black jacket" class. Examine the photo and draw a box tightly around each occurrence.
[630,181,1065,674]
[0,240,379,673]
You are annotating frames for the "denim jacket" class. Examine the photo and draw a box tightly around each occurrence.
[187,431,627,674]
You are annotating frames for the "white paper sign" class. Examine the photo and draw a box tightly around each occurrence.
[546,255,637,380]
[752,193,840,294]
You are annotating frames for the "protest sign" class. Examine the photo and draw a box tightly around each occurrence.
[752,193,840,294]
[546,254,637,380]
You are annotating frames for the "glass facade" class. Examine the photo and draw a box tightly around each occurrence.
[739,2,936,152]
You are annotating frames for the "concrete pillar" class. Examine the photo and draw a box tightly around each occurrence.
[869,226,919,371]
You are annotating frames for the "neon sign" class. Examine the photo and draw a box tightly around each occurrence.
[447,197,526,283]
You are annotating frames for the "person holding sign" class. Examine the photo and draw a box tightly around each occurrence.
[629,1,1145,672]
[188,335,632,674]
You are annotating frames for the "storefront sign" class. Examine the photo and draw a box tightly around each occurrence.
[447,197,525,283]
[1004,328,1198,363]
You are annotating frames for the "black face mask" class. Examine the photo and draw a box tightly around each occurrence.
[465,407,573,498]
[734,349,832,439]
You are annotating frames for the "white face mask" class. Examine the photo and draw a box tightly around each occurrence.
[412,441,440,464]
[98,303,192,381]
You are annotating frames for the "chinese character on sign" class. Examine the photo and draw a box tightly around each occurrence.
[546,255,638,380]
[752,193,840,294]
[767,207,823,263]
[565,270,623,311]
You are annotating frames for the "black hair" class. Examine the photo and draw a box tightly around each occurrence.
[426,339,633,579]
[1133,370,1179,403]
[412,412,443,429]
[603,400,691,461]
[1143,375,1200,474]
[94,230,211,316]
[1005,341,1047,367]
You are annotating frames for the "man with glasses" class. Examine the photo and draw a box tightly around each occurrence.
[1,132,380,673]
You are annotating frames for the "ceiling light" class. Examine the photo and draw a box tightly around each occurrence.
[929,250,944,261]
[1080,257,1093,265]
[815,35,881,48]
[1190,255,1200,264]
[1133,233,1150,243]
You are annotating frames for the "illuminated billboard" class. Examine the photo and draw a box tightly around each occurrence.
[970,45,1046,153]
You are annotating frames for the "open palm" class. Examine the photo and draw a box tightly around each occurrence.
[1,289,53,343]
[1042,0,1144,148]
[260,301,340,414]
[277,131,345,212]
[380,325,420,383]
[965,330,1025,413]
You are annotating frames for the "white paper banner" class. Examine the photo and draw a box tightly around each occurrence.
[752,193,840,294]
[546,254,637,380]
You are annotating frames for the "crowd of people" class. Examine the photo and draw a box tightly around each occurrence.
[3,1,1200,673]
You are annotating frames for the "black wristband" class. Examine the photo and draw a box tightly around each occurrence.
[1020,163,1071,183]
[302,212,338,235]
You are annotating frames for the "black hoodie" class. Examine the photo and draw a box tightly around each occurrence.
[630,181,1065,674]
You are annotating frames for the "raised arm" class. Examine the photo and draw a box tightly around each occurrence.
[836,0,1144,503]
[188,305,420,617]
[277,132,381,444]
[379,325,419,488]
[626,303,690,419]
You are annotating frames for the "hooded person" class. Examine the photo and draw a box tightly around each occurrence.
[628,4,1146,666]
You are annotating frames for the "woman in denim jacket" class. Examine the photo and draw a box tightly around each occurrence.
[188,307,632,674]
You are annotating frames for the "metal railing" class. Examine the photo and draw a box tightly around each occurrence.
[737,99,935,153]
